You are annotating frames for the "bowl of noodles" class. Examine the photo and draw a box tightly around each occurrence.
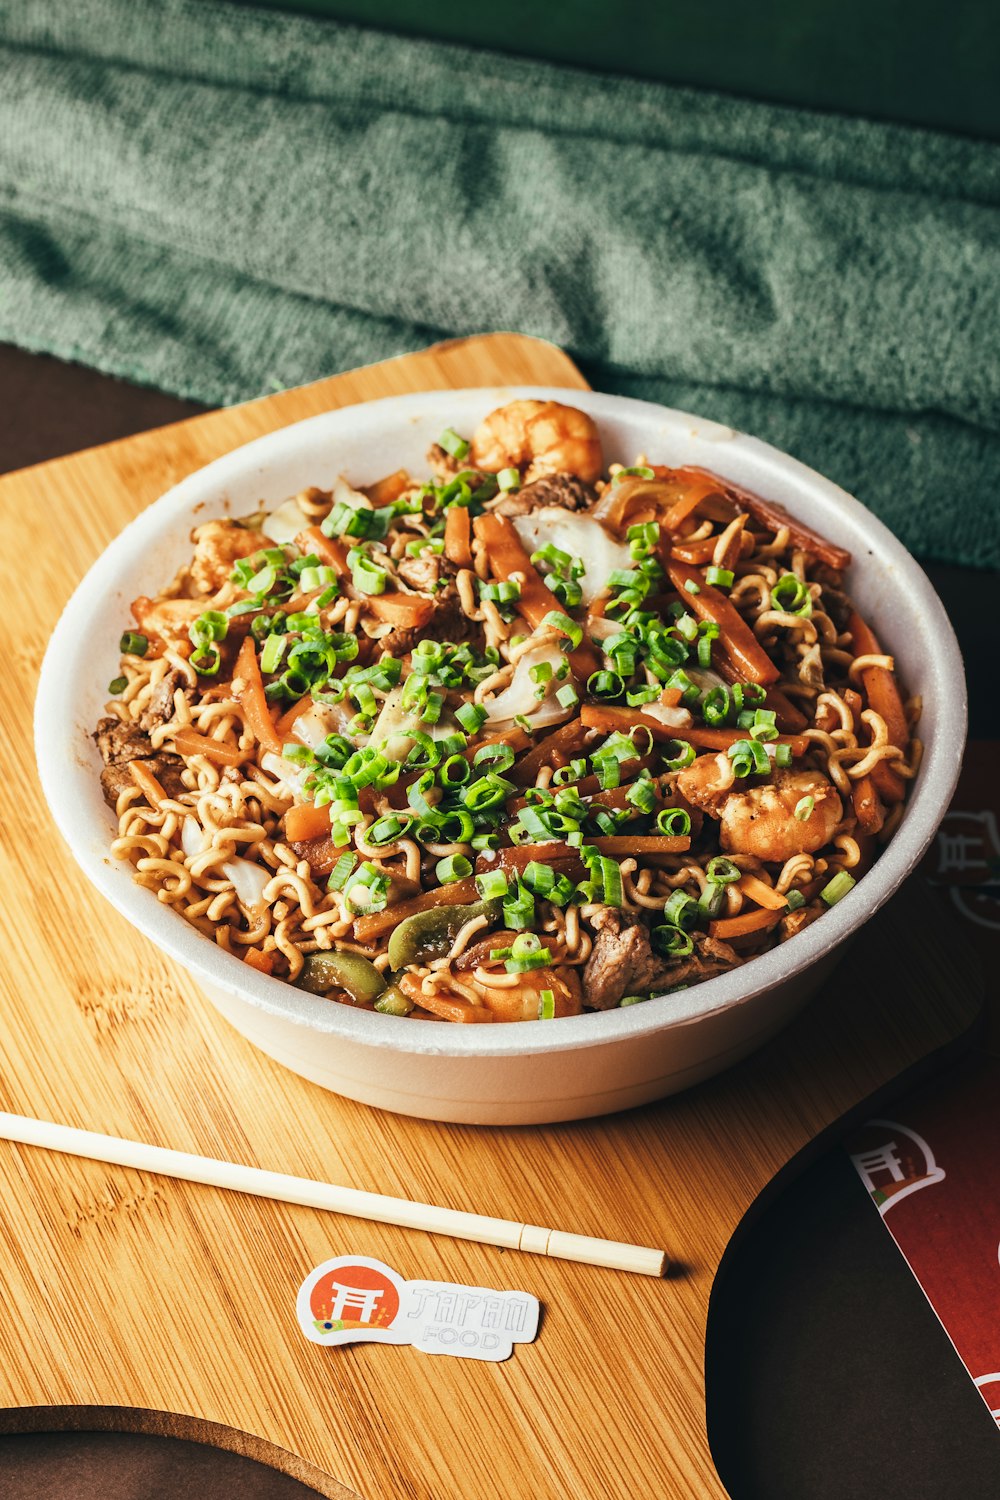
[35,388,966,1124]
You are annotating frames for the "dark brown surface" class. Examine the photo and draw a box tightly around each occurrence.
[0,1430,324,1498]
[1,339,996,1497]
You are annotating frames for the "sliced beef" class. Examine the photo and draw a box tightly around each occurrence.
[396,552,459,596]
[582,907,741,1009]
[663,932,742,990]
[380,595,476,657]
[494,472,594,517]
[94,715,188,809]
[94,717,154,765]
[98,755,187,808]
[137,669,193,732]
[778,899,826,943]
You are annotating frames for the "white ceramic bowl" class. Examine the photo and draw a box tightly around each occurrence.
[35,388,966,1124]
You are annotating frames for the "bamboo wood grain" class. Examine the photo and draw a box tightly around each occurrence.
[0,333,981,1500]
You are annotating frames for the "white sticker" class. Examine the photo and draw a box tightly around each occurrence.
[296,1255,539,1362]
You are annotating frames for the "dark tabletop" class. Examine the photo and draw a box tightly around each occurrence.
[2,342,998,1499]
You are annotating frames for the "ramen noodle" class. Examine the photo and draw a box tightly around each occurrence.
[94,400,920,1022]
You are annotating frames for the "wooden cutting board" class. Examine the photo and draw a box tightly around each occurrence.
[0,333,981,1499]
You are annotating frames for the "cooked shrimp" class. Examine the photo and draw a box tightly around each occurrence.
[675,752,735,815]
[189,519,261,595]
[470,400,603,485]
[130,595,207,649]
[467,965,582,1022]
[719,769,843,862]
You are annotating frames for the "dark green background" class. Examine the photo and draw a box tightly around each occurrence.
[243,0,1000,141]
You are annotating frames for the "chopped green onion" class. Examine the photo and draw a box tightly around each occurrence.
[259,633,287,674]
[538,989,557,1020]
[613,466,655,484]
[728,738,771,777]
[684,579,701,596]
[774,744,793,769]
[366,814,411,846]
[108,675,128,695]
[327,853,358,890]
[541,611,583,651]
[520,862,574,906]
[476,869,509,900]
[119,631,148,657]
[438,427,470,461]
[706,856,741,885]
[456,701,488,735]
[190,644,221,676]
[618,994,649,1007]
[626,778,658,815]
[436,855,473,884]
[771,573,813,617]
[599,857,623,906]
[556,683,580,710]
[794,795,815,822]
[785,889,806,911]
[820,871,856,906]
[497,467,520,492]
[587,670,625,700]
[656,807,692,836]
[662,890,700,930]
[705,567,734,590]
[662,740,696,772]
[652,926,695,958]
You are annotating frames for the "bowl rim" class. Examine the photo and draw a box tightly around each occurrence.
[35,385,967,1061]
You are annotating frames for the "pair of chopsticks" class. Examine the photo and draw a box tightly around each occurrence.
[0,1111,667,1277]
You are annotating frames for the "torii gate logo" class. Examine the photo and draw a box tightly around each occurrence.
[848,1120,945,1215]
[307,1259,402,1337]
[296,1255,539,1362]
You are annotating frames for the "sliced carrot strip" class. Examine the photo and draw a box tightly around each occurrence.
[233,635,283,756]
[444,505,473,568]
[589,835,690,855]
[472,512,600,677]
[284,802,333,843]
[129,760,169,806]
[852,775,885,835]
[172,728,244,767]
[667,561,779,685]
[710,907,784,940]
[737,873,789,911]
[847,610,908,804]
[274,695,315,738]
[243,948,275,976]
[579,704,806,756]
[460,725,532,765]
[296,526,352,579]
[364,469,411,506]
[365,592,436,629]
[353,877,481,943]
[506,718,591,786]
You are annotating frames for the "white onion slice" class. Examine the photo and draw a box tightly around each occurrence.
[511,509,632,606]
[481,640,572,729]
[181,817,269,914]
[259,497,308,546]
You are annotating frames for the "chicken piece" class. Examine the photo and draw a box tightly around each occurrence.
[720,769,842,862]
[189,520,261,595]
[493,472,594,518]
[470,400,603,486]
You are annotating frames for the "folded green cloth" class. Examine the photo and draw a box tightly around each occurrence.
[2,1,998,566]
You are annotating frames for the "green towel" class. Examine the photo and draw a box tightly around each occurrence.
[2,1,998,567]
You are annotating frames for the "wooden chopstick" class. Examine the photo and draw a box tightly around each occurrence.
[0,1112,667,1277]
